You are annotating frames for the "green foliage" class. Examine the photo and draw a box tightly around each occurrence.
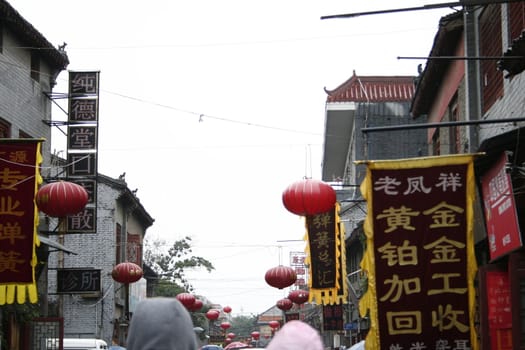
[144,236,215,292]
[229,314,259,340]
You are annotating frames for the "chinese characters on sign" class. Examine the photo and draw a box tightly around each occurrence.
[480,152,522,260]
[67,71,100,234]
[485,270,512,350]
[360,156,478,350]
[0,140,42,304]
[323,304,344,331]
[57,269,101,294]
[306,204,347,306]
[290,251,307,287]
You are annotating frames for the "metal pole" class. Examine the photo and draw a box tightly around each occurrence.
[361,117,525,133]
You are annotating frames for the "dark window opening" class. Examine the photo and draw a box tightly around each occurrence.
[30,51,40,82]
[0,118,11,138]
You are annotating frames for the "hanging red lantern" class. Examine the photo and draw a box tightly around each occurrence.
[268,320,280,330]
[251,331,260,340]
[282,178,336,216]
[35,180,89,217]
[188,299,203,312]
[227,332,236,339]
[288,289,309,304]
[220,321,231,330]
[176,293,196,309]
[265,265,297,289]
[111,262,143,284]
[206,309,220,320]
[223,305,232,313]
[276,298,293,311]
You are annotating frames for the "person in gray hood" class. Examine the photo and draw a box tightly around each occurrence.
[126,297,198,350]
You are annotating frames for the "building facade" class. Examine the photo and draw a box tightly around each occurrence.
[0,1,155,349]
[411,3,525,349]
[45,174,154,345]
[321,73,429,346]
[0,0,69,348]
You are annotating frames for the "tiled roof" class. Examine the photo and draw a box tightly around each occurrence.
[325,71,416,103]
[1,0,69,69]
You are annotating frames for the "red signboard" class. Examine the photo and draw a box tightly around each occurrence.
[0,140,41,284]
[481,152,522,260]
[360,155,478,350]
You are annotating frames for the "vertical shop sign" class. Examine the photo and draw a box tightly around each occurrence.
[0,139,42,304]
[306,203,348,305]
[67,71,99,234]
[290,252,307,287]
[323,304,344,331]
[485,270,512,350]
[481,152,522,260]
[359,155,479,350]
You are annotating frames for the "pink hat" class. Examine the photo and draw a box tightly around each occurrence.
[267,320,324,350]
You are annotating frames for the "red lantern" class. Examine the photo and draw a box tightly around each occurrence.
[251,331,260,340]
[282,178,336,216]
[220,321,231,330]
[111,262,143,284]
[188,299,203,312]
[206,309,220,320]
[288,289,309,304]
[223,305,232,313]
[35,180,89,217]
[265,265,297,289]
[276,298,293,311]
[227,332,235,339]
[268,320,280,330]
[176,293,196,309]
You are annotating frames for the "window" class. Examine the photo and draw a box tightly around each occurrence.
[116,223,122,263]
[510,252,525,349]
[449,94,460,154]
[479,4,503,114]
[479,4,503,113]
[508,1,525,41]
[30,51,40,82]
[19,130,31,138]
[432,129,440,156]
[0,118,11,138]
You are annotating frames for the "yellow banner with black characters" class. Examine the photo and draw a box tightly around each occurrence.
[359,155,479,350]
[305,202,348,305]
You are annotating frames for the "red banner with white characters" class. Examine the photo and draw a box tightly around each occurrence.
[359,155,479,350]
[481,152,522,261]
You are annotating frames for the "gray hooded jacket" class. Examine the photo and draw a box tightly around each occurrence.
[127,297,198,350]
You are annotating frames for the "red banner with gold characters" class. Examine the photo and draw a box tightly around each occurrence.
[359,155,479,350]
[0,139,43,305]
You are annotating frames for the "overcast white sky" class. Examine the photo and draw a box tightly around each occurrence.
[12,0,454,315]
